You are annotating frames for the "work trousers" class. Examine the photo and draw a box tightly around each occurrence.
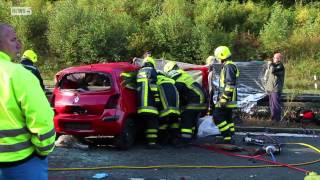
[140,113,159,145]
[180,110,200,141]
[212,107,235,141]
[158,115,180,145]
[0,156,48,180]
[268,92,282,121]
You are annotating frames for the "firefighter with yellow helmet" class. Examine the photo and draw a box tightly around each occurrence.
[213,46,239,144]
[21,49,45,90]
[164,61,207,147]
[136,51,160,149]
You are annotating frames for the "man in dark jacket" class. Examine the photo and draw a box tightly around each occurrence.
[264,53,285,122]
[21,49,45,90]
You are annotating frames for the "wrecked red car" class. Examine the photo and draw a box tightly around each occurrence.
[51,61,209,149]
[51,62,139,149]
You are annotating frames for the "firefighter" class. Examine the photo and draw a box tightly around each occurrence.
[156,70,180,145]
[164,61,207,146]
[213,46,239,144]
[136,52,160,149]
[21,49,45,90]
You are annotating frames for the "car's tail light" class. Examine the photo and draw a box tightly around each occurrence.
[105,94,120,109]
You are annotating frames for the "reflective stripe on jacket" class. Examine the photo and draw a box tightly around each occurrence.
[21,59,45,90]
[217,60,239,108]
[156,72,180,117]
[0,51,55,163]
[168,69,207,111]
[136,66,159,115]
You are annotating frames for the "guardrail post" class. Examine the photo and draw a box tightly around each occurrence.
[314,75,318,90]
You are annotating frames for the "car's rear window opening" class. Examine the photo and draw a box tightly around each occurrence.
[59,72,111,91]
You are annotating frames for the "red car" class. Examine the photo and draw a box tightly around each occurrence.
[52,61,209,149]
[51,62,139,149]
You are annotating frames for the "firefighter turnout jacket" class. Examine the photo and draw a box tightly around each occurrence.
[167,69,207,111]
[136,65,159,115]
[0,51,55,164]
[156,70,180,117]
[21,58,45,90]
[216,60,240,108]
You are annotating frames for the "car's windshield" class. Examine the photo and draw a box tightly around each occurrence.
[59,72,111,92]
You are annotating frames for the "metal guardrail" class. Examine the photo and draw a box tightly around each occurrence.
[257,93,320,105]
[46,87,320,104]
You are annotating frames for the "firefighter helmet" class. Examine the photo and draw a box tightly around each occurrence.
[143,56,156,67]
[22,49,38,63]
[214,46,231,61]
[163,61,177,73]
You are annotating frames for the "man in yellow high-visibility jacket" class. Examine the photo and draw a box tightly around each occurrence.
[0,23,55,180]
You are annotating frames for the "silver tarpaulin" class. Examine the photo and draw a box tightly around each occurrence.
[210,61,267,113]
[134,58,268,113]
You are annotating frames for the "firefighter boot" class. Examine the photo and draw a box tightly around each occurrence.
[174,138,192,148]
[168,128,180,146]
[146,142,162,150]
[158,129,169,146]
[214,135,235,145]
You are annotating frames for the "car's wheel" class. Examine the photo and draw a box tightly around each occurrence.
[114,118,136,150]
[55,133,62,140]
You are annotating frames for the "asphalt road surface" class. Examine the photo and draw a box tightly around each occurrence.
[49,134,320,180]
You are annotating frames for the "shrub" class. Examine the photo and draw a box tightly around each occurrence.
[0,1,11,24]
[7,0,50,56]
[259,3,293,53]
[145,0,197,63]
[286,3,320,60]
[193,0,236,62]
[48,0,138,64]
[243,1,270,36]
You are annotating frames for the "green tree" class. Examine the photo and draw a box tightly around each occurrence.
[259,3,293,53]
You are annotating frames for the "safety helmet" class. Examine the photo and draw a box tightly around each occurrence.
[22,49,38,63]
[163,61,177,73]
[214,46,231,61]
[143,56,156,67]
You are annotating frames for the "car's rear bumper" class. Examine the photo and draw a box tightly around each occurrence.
[54,110,128,136]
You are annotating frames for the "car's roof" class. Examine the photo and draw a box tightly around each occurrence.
[56,62,138,76]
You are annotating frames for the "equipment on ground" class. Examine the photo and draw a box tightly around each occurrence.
[243,133,282,155]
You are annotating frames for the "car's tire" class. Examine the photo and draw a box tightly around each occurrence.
[55,133,62,140]
[114,118,136,150]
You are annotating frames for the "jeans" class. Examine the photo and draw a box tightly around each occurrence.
[0,156,48,180]
[268,92,282,121]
